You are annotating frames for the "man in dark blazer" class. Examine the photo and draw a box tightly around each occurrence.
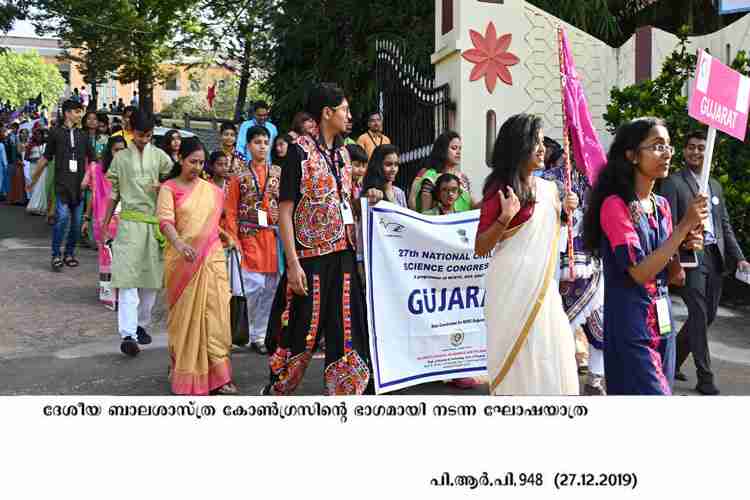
[661,130,749,395]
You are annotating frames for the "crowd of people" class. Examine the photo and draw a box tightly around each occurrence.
[1,81,747,397]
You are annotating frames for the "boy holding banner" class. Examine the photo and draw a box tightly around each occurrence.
[262,83,381,396]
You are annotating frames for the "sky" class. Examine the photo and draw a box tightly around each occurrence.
[7,20,56,39]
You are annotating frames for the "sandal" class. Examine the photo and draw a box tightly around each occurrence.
[51,256,64,272]
[211,382,239,395]
[63,256,79,267]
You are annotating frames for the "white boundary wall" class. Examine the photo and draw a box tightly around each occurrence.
[432,0,636,186]
[431,0,750,188]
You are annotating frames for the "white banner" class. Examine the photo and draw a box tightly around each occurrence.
[363,201,489,394]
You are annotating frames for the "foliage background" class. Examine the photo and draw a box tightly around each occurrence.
[0,50,66,107]
[160,76,267,118]
[604,31,749,260]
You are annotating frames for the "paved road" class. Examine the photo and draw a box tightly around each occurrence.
[1,203,749,396]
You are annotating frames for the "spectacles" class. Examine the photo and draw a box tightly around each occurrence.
[685,144,706,152]
[641,144,674,155]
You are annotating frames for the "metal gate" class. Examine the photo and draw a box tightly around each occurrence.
[375,39,451,194]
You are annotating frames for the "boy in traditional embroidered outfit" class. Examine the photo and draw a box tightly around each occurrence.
[225,126,281,354]
[263,84,375,395]
[102,111,174,356]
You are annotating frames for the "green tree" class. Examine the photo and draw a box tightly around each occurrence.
[0,50,66,106]
[106,0,204,114]
[0,1,30,35]
[526,1,740,46]
[263,0,434,131]
[161,76,267,119]
[32,0,124,110]
[196,0,277,122]
[33,0,205,114]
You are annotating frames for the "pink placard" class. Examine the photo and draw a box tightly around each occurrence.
[688,50,750,141]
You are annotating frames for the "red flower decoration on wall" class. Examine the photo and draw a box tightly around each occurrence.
[461,22,520,93]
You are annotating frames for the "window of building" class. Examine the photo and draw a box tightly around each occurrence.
[165,76,179,91]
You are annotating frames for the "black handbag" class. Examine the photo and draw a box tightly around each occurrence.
[229,249,249,346]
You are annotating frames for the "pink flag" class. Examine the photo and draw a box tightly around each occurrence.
[559,29,607,185]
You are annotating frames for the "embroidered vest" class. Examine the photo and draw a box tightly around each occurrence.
[294,135,355,258]
[237,163,282,238]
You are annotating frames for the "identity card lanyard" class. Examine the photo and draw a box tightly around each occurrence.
[249,163,269,228]
[314,139,354,225]
[648,194,672,335]
[69,128,78,173]
[367,131,383,148]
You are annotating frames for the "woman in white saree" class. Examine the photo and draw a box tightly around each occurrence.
[475,114,580,396]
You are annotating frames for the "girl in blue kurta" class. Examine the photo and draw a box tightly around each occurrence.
[583,118,708,395]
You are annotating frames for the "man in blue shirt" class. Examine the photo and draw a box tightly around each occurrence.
[236,100,277,163]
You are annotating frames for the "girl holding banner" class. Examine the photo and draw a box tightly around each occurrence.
[583,117,707,395]
[475,113,580,396]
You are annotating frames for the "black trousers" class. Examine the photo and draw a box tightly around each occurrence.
[265,250,372,395]
[675,245,723,383]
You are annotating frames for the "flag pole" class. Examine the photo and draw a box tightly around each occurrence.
[557,27,576,281]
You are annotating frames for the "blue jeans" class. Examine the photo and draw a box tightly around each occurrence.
[52,197,83,258]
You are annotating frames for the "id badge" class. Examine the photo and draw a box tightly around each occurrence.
[257,209,268,228]
[69,160,78,173]
[340,201,355,225]
[655,296,672,335]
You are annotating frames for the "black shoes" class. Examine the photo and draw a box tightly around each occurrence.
[136,326,152,345]
[136,326,151,345]
[120,336,140,357]
[695,381,720,395]
[251,342,268,355]
[121,328,150,356]
[675,371,688,381]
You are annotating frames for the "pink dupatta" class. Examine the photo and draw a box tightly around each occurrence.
[160,179,224,307]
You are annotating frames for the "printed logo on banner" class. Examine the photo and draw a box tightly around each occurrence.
[696,52,711,93]
[456,228,470,245]
[379,218,406,236]
[450,330,465,347]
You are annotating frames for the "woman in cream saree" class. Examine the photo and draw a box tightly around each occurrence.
[157,137,237,395]
[476,114,579,396]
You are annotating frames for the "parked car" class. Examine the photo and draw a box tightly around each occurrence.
[152,126,195,145]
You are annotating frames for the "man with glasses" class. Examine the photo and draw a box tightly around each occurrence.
[661,130,749,395]
[357,110,390,159]
[236,100,278,163]
[262,83,382,396]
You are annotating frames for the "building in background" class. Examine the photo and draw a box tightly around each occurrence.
[1,23,235,112]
